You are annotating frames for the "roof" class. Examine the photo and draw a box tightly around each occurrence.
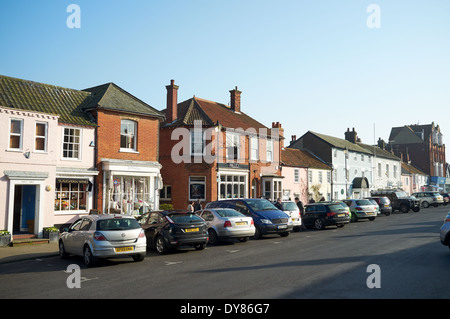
[401,162,428,176]
[82,83,164,118]
[357,142,401,161]
[388,126,424,144]
[306,131,373,154]
[161,96,272,135]
[281,148,331,170]
[0,75,95,126]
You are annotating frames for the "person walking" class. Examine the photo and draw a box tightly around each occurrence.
[187,201,194,212]
[295,197,305,230]
[274,198,283,210]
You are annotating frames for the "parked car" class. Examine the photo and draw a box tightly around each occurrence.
[59,214,147,266]
[365,196,392,216]
[370,190,420,213]
[303,202,351,230]
[280,201,302,232]
[440,212,450,249]
[343,199,377,222]
[206,199,293,239]
[139,211,208,254]
[412,191,444,208]
[197,208,255,244]
[367,199,380,215]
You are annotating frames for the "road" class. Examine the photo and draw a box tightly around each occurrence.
[1,205,450,300]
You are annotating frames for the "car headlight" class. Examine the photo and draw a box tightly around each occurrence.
[260,219,272,224]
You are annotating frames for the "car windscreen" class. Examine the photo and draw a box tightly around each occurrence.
[97,218,141,230]
[244,199,278,211]
[169,213,204,223]
[329,204,345,211]
[282,202,298,211]
[395,191,408,198]
[215,209,244,218]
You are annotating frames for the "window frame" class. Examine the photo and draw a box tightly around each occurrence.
[120,119,137,152]
[61,126,82,160]
[9,118,23,151]
[34,121,48,152]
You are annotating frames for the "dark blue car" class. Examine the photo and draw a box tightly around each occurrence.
[205,199,293,239]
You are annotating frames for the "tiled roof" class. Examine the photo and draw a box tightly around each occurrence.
[0,75,95,126]
[282,148,331,170]
[307,131,373,154]
[389,126,423,144]
[401,162,427,175]
[357,142,401,161]
[161,96,272,134]
[83,83,164,118]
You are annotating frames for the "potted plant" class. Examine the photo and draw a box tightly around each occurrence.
[0,230,11,247]
[43,227,60,243]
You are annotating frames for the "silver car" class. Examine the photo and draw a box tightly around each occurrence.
[412,192,444,208]
[343,199,377,222]
[281,201,302,232]
[198,208,255,245]
[440,212,450,249]
[59,214,147,266]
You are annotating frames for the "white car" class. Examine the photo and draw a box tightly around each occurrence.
[59,214,147,266]
[281,201,302,232]
[412,192,444,208]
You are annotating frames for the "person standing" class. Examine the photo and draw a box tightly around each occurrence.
[187,201,194,212]
[274,198,283,210]
[295,197,305,230]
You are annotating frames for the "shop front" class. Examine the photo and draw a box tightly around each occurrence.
[102,159,162,215]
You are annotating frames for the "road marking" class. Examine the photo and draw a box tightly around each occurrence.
[226,250,240,253]
[165,261,183,266]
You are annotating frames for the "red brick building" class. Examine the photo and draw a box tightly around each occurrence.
[159,80,284,210]
[82,83,165,213]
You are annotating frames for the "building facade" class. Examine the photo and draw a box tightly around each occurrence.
[159,80,283,210]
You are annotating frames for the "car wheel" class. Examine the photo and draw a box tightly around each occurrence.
[83,245,97,267]
[253,226,263,239]
[400,204,409,213]
[58,240,69,259]
[279,232,290,237]
[155,236,168,255]
[239,237,249,242]
[132,253,145,262]
[336,224,345,228]
[314,218,325,230]
[208,229,220,245]
[194,243,206,250]
[423,201,430,208]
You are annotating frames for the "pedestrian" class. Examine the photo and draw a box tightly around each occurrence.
[187,201,194,212]
[295,197,305,230]
[194,200,202,211]
[274,198,283,210]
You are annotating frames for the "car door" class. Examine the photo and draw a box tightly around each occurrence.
[63,218,83,254]
[143,212,163,247]
[303,205,316,226]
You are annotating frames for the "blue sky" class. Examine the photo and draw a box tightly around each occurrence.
[1,0,449,159]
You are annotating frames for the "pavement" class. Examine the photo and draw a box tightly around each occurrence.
[0,243,59,264]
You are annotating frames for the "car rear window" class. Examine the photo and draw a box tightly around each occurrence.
[356,200,372,206]
[169,213,204,223]
[215,209,244,218]
[328,204,344,211]
[97,218,141,230]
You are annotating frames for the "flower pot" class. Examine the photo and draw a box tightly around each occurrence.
[48,232,59,243]
[0,235,11,247]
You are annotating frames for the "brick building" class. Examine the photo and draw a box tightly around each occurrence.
[159,80,283,210]
[384,123,446,189]
[82,83,165,214]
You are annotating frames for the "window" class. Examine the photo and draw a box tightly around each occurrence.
[54,180,88,212]
[250,136,259,161]
[318,171,323,183]
[9,119,23,150]
[308,170,312,183]
[120,120,137,151]
[266,139,273,162]
[219,174,246,199]
[63,127,81,159]
[378,163,382,178]
[294,169,299,183]
[386,164,389,178]
[190,130,204,156]
[226,132,240,161]
[160,185,172,200]
[189,176,206,200]
[35,122,47,152]
[108,175,152,214]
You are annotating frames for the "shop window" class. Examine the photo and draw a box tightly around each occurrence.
[219,174,246,199]
[107,175,152,215]
[189,176,206,201]
[55,180,88,212]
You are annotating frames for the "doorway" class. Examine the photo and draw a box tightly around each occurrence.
[13,185,37,234]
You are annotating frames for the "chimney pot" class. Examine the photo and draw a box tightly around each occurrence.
[166,79,179,123]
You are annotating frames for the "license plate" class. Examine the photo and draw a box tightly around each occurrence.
[338,214,345,217]
[185,228,199,233]
[366,212,373,215]
[278,225,287,229]
[115,246,133,253]
[235,222,247,226]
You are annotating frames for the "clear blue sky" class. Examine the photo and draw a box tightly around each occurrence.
[1,0,449,160]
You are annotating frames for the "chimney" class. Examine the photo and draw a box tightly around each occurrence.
[377,138,386,150]
[344,127,358,144]
[272,122,284,149]
[291,135,297,142]
[166,79,179,123]
[229,86,242,113]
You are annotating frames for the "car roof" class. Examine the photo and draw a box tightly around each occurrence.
[86,214,136,221]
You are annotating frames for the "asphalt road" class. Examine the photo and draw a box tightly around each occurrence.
[1,205,450,300]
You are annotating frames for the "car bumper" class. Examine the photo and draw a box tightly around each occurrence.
[92,242,147,258]
[166,233,209,247]
[260,224,293,234]
[218,227,256,239]
[354,212,376,219]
